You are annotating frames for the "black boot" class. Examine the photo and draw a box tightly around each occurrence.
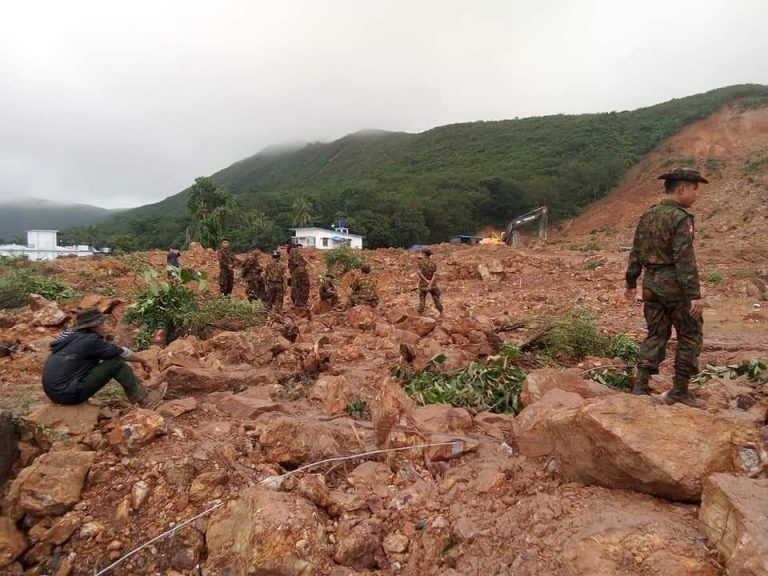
[660,380,706,409]
[631,370,651,395]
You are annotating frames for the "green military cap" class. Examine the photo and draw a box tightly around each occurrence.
[657,168,709,184]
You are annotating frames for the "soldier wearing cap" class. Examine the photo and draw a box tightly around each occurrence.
[42,308,166,407]
[417,247,443,316]
[348,263,379,308]
[625,167,709,408]
[241,248,266,302]
[264,250,286,312]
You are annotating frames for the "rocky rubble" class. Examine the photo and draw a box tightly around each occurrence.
[0,231,767,574]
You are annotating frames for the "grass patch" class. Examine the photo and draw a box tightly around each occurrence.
[395,343,526,414]
[706,269,725,284]
[582,241,600,252]
[0,260,75,309]
[691,359,768,385]
[744,156,768,175]
[345,395,371,420]
[584,260,600,271]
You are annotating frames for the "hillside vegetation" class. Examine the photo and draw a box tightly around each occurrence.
[95,84,768,250]
[0,199,118,244]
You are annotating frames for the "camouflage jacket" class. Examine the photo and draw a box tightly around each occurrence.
[241,255,263,282]
[288,249,305,274]
[264,261,285,283]
[218,248,236,270]
[625,199,700,301]
[350,274,378,303]
[319,278,337,299]
[417,259,438,289]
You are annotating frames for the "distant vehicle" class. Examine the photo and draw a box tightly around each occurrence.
[502,207,548,247]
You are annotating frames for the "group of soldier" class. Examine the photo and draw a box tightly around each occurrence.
[214,241,444,314]
[208,166,707,409]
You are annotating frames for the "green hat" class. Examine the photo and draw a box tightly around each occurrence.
[657,168,709,184]
[75,308,106,330]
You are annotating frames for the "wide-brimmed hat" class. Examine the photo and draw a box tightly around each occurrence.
[657,168,709,183]
[75,308,106,330]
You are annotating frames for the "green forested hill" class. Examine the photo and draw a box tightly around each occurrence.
[0,199,119,244]
[98,84,768,250]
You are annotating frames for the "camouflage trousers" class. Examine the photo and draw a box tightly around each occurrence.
[265,281,284,312]
[349,295,379,308]
[246,279,266,302]
[219,268,234,296]
[291,270,310,308]
[418,287,443,314]
[638,293,703,385]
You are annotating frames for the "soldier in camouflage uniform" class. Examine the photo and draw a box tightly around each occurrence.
[241,250,265,302]
[289,246,310,309]
[264,251,286,312]
[625,168,709,409]
[319,273,339,307]
[348,264,379,308]
[417,247,443,315]
[217,239,237,297]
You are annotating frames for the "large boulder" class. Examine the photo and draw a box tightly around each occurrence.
[513,389,583,457]
[162,365,250,393]
[0,516,27,568]
[0,412,19,488]
[29,295,68,328]
[699,474,768,575]
[397,314,437,337]
[548,395,763,501]
[520,368,616,406]
[107,409,167,455]
[156,336,202,370]
[310,375,355,416]
[3,451,95,518]
[202,330,276,366]
[204,487,330,575]
[212,393,281,420]
[22,403,100,448]
[334,518,384,569]
[258,416,354,467]
[77,294,122,314]
[346,306,377,331]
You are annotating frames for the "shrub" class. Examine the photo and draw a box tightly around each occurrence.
[345,395,371,420]
[0,263,75,309]
[324,247,362,275]
[706,269,725,284]
[185,296,262,335]
[526,308,639,364]
[396,343,526,414]
[584,260,600,271]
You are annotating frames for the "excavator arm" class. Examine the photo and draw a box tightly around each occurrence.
[502,206,548,247]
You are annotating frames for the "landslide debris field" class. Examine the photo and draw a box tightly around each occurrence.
[1,104,768,576]
[1,233,767,576]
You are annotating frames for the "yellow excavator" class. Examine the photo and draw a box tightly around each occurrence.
[502,206,548,247]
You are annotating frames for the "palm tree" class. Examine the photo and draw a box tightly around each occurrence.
[291,197,313,227]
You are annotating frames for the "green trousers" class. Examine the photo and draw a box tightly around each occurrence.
[55,358,146,405]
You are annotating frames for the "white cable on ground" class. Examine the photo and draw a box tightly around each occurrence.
[92,441,457,575]
[93,502,223,576]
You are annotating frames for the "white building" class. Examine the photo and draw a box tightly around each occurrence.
[0,230,108,261]
[290,225,364,250]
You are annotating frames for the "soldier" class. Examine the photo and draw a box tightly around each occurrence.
[218,238,237,297]
[319,273,339,307]
[625,167,708,409]
[417,247,443,315]
[264,251,286,311]
[290,245,310,309]
[241,249,266,302]
[348,263,379,308]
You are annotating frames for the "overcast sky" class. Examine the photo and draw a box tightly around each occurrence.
[1,0,766,209]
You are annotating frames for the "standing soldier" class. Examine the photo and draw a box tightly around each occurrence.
[417,247,443,316]
[218,239,237,297]
[348,263,379,308]
[264,251,286,312]
[290,245,310,309]
[625,168,709,408]
[319,273,339,307]
[241,249,266,302]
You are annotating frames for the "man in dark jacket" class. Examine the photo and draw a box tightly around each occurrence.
[42,308,166,407]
